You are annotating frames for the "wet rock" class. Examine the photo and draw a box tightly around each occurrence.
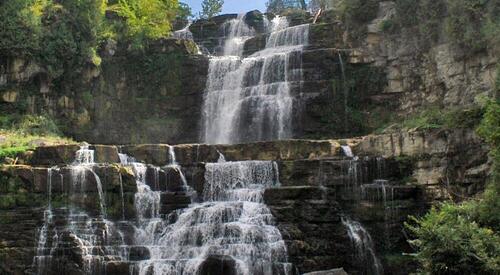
[93,145,120,163]
[244,10,266,33]
[106,261,131,275]
[198,255,238,275]
[128,246,151,261]
[31,145,80,165]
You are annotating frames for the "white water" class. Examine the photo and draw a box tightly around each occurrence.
[341,145,354,158]
[34,146,129,275]
[173,22,194,40]
[342,217,383,275]
[202,15,309,144]
[130,159,291,275]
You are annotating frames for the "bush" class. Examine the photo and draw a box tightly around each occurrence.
[445,0,489,53]
[407,203,500,274]
[394,0,419,28]
[39,1,106,78]
[14,115,62,136]
[407,99,500,274]
[111,0,178,47]
[0,0,44,57]
[418,0,447,45]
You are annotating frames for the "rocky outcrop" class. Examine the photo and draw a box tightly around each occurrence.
[0,38,209,145]
[354,129,490,199]
[342,1,497,114]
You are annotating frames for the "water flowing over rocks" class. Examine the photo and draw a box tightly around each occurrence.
[0,128,491,274]
[0,3,496,275]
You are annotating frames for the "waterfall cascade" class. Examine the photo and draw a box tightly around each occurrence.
[173,22,194,40]
[129,154,292,275]
[33,145,128,275]
[33,145,291,275]
[342,217,384,275]
[202,15,309,144]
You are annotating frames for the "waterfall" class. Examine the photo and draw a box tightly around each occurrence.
[132,160,292,275]
[222,14,255,56]
[173,22,194,40]
[33,146,128,275]
[341,145,354,158]
[202,15,309,144]
[342,217,384,275]
[33,168,55,274]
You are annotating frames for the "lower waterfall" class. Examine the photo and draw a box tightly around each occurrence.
[33,145,292,275]
[129,158,292,275]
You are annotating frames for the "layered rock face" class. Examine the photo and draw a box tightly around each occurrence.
[2,4,495,144]
[0,129,490,275]
[0,39,208,145]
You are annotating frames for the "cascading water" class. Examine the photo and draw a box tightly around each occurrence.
[173,22,194,40]
[342,217,384,275]
[202,15,309,144]
[127,157,292,275]
[34,146,128,275]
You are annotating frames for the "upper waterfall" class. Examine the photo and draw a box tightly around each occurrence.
[202,15,309,144]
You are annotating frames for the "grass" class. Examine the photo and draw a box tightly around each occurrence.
[0,115,75,161]
[376,106,485,134]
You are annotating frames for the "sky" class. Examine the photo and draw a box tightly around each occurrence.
[183,0,267,16]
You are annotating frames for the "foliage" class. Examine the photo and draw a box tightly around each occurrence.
[0,0,44,57]
[177,2,193,21]
[0,114,73,160]
[379,106,485,133]
[266,0,307,13]
[112,0,179,46]
[394,0,419,28]
[200,0,224,19]
[406,203,500,274]
[393,0,500,54]
[37,0,106,78]
[379,19,395,32]
[445,0,488,53]
[407,99,500,274]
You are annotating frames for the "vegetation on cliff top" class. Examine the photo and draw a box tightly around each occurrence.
[0,0,186,77]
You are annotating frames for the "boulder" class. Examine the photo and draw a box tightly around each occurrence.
[198,255,238,275]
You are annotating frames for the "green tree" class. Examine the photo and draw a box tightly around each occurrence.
[112,0,179,41]
[39,0,107,78]
[266,0,307,13]
[177,2,193,21]
[0,0,44,57]
[200,0,224,19]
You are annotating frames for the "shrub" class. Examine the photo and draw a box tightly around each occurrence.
[445,0,489,53]
[14,115,62,136]
[39,1,106,78]
[407,203,500,274]
[0,0,44,57]
[394,0,419,28]
[112,0,178,46]
[418,0,447,45]
[379,19,395,32]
